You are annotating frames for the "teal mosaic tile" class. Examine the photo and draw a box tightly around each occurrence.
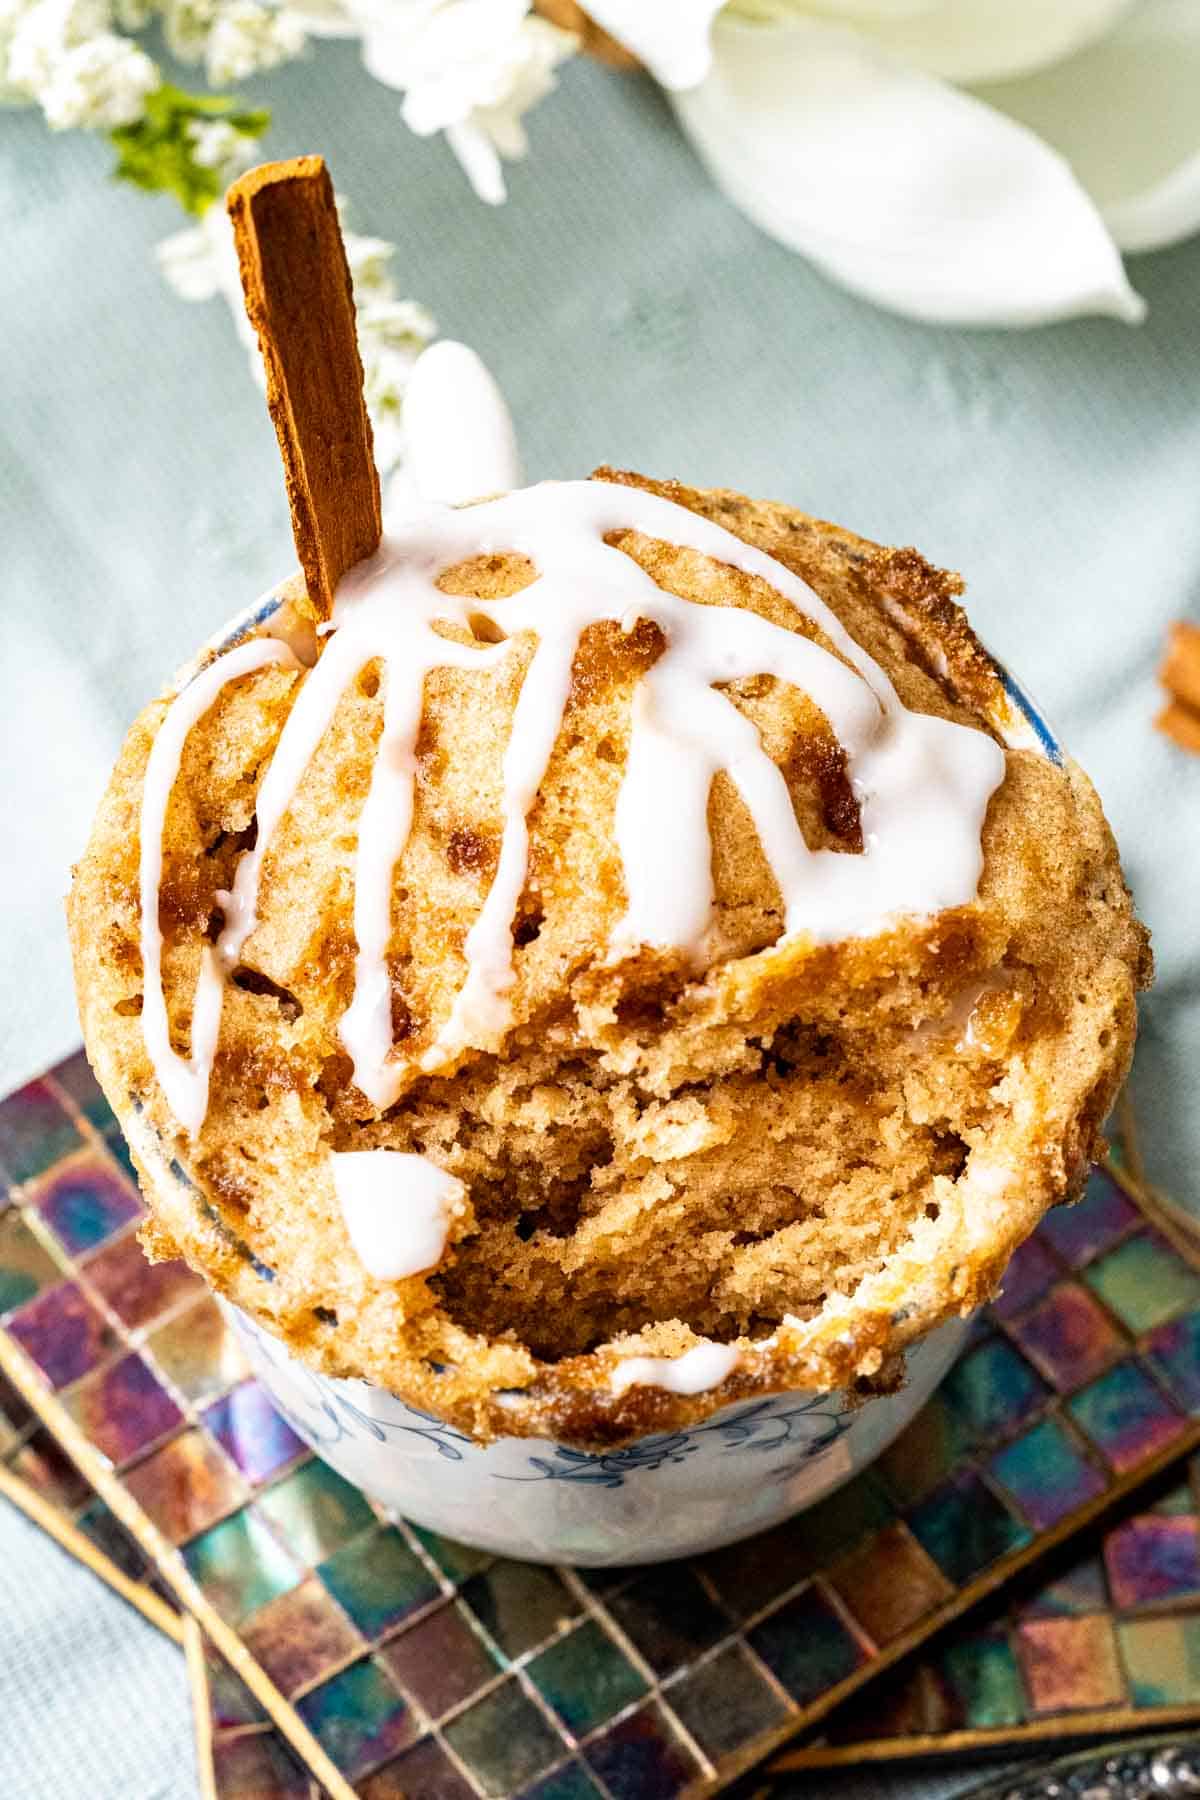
[295,1657,417,1783]
[940,1335,1047,1445]
[30,1154,141,1257]
[908,1473,1032,1584]
[748,1584,868,1704]
[408,1523,494,1584]
[183,1506,303,1623]
[527,1618,648,1737]
[318,1525,441,1639]
[1147,1309,1200,1414]
[443,1678,566,1796]
[936,1629,1026,1728]
[515,1763,603,1800]
[253,1457,375,1564]
[989,1417,1106,1529]
[1069,1361,1186,1472]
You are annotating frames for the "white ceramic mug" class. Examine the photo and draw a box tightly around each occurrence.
[225,1302,969,1564]
[147,589,1061,1566]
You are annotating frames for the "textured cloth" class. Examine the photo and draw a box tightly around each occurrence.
[2,39,1198,1800]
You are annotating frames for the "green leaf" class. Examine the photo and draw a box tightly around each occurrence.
[109,84,271,215]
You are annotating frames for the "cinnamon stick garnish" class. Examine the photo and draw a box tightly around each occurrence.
[227,156,381,621]
[1156,620,1200,754]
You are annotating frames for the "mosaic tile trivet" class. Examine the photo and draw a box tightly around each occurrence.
[5,1054,1200,1799]
[769,1456,1200,1772]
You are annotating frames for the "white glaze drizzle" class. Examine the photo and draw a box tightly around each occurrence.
[139,477,1006,1134]
[610,1342,740,1397]
[139,636,300,1137]
[331,1149,466,1278]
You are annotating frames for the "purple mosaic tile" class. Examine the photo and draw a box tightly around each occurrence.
[1105,1513,1200,1610]
[65,1352,184,1467]
[7,1280,116,1389]
[1007,1282,1125,1392]
[992,1234,1062,1321]
[1039,1167,1138,1266]
[202,1379,306,1485]
[583,1702,701,1800]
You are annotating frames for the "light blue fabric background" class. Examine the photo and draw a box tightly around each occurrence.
[2,39,1198,1799]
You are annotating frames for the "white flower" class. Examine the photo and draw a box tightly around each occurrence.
[348,0,576,203]
[590,0,1200,326]
[5,0,156,125]
[158,195,436,473]
[202,0,306,84]
[35,28,154,122]
[186,115,257,178]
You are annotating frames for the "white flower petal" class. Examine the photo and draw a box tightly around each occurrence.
[973,0,1200,253]
[672,16,1144,327]
[582,0,725,88]
[841,0,1138,85]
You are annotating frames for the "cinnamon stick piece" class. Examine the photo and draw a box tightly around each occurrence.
[227,156,381,621]
[1156,620,1200,754]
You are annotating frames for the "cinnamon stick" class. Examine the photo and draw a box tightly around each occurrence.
[227,156,381,621]
[1156,620,1200,754]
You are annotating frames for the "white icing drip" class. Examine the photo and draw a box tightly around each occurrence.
[401,340,523,509]
[139,636,300,1137]
[610,1342,740,1397]
[331,1149,465,1278]
[139,478,1005,1133]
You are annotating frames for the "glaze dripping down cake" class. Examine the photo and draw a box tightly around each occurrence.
[68,469,1150,1446]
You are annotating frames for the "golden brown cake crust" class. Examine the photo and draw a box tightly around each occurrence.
[68,471,1151,1447]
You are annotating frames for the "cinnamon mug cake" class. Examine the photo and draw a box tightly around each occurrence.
[68,467,1149,1562]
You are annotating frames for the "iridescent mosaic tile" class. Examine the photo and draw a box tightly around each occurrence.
[147,1295,250,1405]
[51,1051,115,1133]
[989,1417,1106,1529]
[0,1210,63,1316]
[210,1729,314,1798]
[0,1078,82,1185]
[8,1280,116,1389]
[1085,1232,1200,1333]
[379,1602,499,1718]
[183,1505,303,1623]
[29,1154,142,1257]
[1069,1361,1186,1473]
[581,1701,700,1799]
[84,1232,199,1329]
[202,1378,306,1484]
[443,1678,567,1795]
[9,1051,1200,1800]
[1008,1282,1125,1391]
[526,1619,648,1737]
[124,1427,245,1543]
[1039,1166,1138,1264]
[1104,1513,1200,1609]
[242,1575,363,1696]
[778,1462,1200,1771]
[318,1524,441,1639]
